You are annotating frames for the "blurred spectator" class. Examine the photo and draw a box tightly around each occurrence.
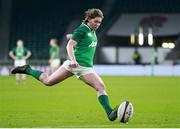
[152,47,158,64]
[9,40,31,84]
[49,38,60,75]
[132,48,141,64]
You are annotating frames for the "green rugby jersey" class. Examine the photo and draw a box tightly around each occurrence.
[72,23,97,67]
[50,46,60,59]
[12,47,29,60]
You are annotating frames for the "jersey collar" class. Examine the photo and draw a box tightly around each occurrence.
[82,22,93,31]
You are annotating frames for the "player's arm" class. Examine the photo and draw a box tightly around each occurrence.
[24,51,31,60]
[66,39,78,68]
[67,27,86,68]
[9,51,17,60]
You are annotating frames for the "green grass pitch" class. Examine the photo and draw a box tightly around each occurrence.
[0,76,180,128]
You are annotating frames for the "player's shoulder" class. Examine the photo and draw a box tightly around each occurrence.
[12,47,16,50]
[12,47,17,51]
[10,48,14,53]
[75,22,91,33]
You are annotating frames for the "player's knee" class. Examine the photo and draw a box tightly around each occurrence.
[44,82,53,86]
[96,83,107,96]
[39,74,53,86]
[43,79,54,86]
[40,73,48,81]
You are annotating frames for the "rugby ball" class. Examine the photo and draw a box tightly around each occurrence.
[117,100,133,123]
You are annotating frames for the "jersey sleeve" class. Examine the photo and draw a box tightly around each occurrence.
[24,48,31,55]
[24,47,29,53]
[12,48,15,52]
[12,48,16,55]
[72,26,88,43]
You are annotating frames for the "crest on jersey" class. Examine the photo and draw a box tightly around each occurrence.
[87,33,93,37]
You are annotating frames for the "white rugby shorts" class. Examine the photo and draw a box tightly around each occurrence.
[14,59,26,67]
[62,60,95,78]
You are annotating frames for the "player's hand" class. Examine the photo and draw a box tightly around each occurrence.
[70,60,79,68]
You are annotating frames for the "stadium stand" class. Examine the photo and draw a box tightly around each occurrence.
[111,0,180,13]
[9,0,104,60]
[0,0,179,65]
[98,0,180,64]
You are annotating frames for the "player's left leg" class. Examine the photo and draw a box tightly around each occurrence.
[11,64,73,86]
[79,73,118,121]
[40,66,73,86]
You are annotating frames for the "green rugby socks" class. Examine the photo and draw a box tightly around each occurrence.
[98,95,113,115]
[25,67,43,80]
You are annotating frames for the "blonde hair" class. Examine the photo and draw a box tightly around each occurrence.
[83,8,104,23]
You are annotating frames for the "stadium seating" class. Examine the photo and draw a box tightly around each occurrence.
[8,0,180,63]
[101,0,180,63]
[111,0,180,13]
[9,0,104,59]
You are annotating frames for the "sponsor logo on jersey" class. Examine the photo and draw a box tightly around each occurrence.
[89,41,97,47]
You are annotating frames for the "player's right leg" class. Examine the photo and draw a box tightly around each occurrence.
[15,74,21,85]
[21,74,26,85]
[11,64,73,86]
[14,60,23,85]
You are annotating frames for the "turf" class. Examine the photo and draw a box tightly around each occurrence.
[0,75,180,128]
